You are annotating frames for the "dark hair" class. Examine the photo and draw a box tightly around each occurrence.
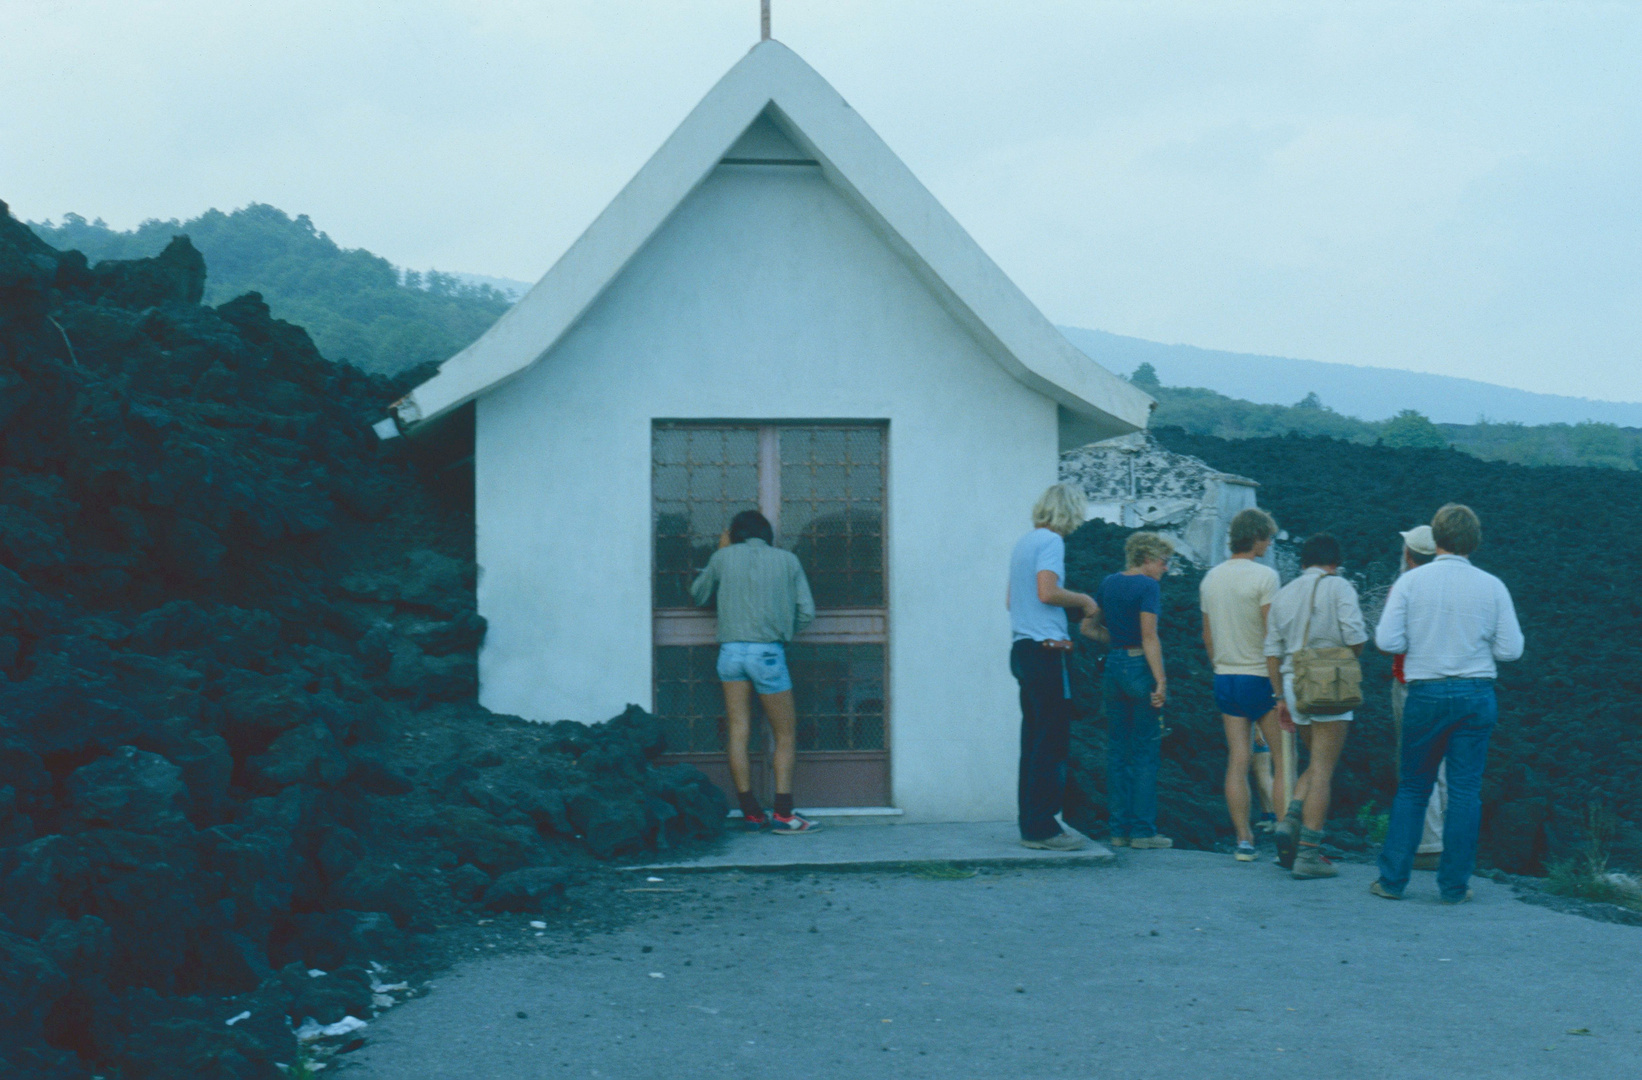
[1405,547,1436,567]
[1300,533,1342,569]
[1229,508,1277,554]
[729,509,775,545]
[1431,503,1481,556]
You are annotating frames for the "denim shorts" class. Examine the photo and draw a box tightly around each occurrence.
[1213,674,1276,720]
[716,642,792,695]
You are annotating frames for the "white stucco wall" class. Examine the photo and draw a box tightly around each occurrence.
[474,162,1060,823]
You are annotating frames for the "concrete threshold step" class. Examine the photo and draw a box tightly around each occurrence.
[632,820,1114,874]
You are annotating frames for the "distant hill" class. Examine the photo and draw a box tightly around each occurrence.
[1059,326,1642,428]
[29,206,512,376]
[451,271,533,301]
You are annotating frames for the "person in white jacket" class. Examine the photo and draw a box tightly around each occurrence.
[1371,504,1524,904]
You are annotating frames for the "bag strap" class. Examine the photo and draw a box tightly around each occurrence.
[1296,571,1327,651]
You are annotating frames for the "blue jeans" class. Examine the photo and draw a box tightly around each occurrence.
[1377,679,1497,900]
[1011,640,1074,841]
[1104,652,1161,839]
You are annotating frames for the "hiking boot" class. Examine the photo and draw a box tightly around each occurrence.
[1234,841,1257,862]
[1273,818,1300,870]
[1021,832,1086,851]
[1440,889,1474,905]
[1108,836,1129,848]
[1128,835,1173,850]
[1412,852,1441,871]
[1369,880,1403,900]
[1292,845,1338,879]
[770,812,820,835]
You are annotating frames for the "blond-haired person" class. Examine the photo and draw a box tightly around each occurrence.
[1085,531,1175,849]
[1200,508,1288,863]
[1007,484,1096,850]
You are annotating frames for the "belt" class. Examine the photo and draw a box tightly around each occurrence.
[1039,639,1074,652]
[1407,676,1494,684]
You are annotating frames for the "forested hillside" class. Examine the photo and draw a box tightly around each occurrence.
[1133,364,1642,471]
[1062,428,1642,875]
[28,206,511,376]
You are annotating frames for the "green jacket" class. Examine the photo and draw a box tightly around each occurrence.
[689,539,816,644]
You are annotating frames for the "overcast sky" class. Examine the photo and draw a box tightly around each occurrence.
[4,1,1638,401]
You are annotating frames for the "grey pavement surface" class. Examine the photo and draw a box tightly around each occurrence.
[635,820,1114,872]
[345,850,1642,1079]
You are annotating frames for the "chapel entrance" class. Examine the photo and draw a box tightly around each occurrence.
[652,422,889,808]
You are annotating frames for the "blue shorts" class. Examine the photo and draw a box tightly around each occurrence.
[1214,674,1276,720]
[716,642,792,695]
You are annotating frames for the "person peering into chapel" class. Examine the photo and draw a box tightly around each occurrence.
[1372,504,1523,903]
[690,509,818,834]
[1199,508,1286,862]
[1087,531,1175,850]
[1263,532,1368,879]
[1007,484,1097,851]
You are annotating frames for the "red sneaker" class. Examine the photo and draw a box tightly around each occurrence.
[770,812,820,835]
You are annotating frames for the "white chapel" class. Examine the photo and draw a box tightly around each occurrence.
[385,40,1154,823]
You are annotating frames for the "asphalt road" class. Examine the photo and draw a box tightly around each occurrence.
[343,850,1641,1078]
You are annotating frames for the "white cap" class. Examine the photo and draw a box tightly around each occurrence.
[1400,524,1437,556]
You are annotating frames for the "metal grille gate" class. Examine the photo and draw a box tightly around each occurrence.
[652,422,889,807]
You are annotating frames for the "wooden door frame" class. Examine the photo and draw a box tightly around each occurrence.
[650,420,891,808]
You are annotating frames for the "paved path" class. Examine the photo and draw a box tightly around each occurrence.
[346,851,1641,1079]
[636,820,1114,872]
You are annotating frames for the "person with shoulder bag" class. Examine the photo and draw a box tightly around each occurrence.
[1262,533,1368,878]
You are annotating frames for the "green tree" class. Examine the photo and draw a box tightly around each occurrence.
[29,205,511,375]
[1131,362,1161,390]
[1379,409,1449,449]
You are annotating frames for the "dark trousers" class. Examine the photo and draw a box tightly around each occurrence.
[1012,639,1074,841]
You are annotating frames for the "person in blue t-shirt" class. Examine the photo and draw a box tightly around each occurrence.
[1085,531,1175,849]
[1007,485,1099,851]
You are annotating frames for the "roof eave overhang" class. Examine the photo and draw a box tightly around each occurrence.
[390,41,1152,438]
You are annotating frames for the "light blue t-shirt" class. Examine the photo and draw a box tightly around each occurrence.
[1009,528,1069,642]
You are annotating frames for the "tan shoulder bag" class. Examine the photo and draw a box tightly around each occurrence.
[1290,573,1363,716]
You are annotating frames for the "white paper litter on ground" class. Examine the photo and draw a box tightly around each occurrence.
[648,972,665,979]
[225,1011,251,1026]
[529,920,547,929]
[295,1015,369,1042]
[307,968,327,978]
[646,876,664,883]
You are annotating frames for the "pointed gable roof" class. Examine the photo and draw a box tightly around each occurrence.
[391,41,1153,435]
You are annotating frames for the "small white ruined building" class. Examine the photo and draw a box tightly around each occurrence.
[384,42,1152,822]
[1060,433,1261,567]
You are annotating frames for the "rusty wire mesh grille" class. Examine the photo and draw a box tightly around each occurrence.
[653,422,887,757]
[653,643,887,753]
[652,425,760,608]
[654,644,726,754]
[789,643,886,750]
[779,426,885,608]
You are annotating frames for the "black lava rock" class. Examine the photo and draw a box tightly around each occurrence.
[481,867,571,913]
[0,200,724,1077]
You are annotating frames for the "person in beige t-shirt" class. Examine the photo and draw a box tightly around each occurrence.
[1199,509,1284,862]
